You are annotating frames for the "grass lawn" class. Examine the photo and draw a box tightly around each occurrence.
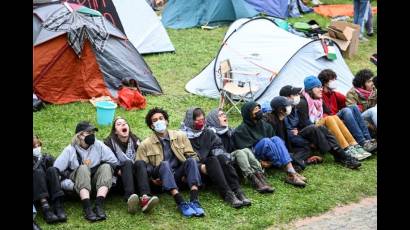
[33,0,377,229]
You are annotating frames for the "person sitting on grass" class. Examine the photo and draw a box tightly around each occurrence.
[232,101,307,187]
[205,108,274,194]
[136,107,205,218]
[318,69,376,156]
[279,85,361,169]
[104,117,159,214]
[33,135,67,224]
[54,121,119,222]
[264,96,313,171]
[180,108,252,208]
[346,69,377,135]
[297,75,370,162]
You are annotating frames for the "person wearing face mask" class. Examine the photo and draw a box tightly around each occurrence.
[232,101,307,187]
[54,121,119,222]
[33,135,67,224]
[346,69,377,136]
[297,75,367,165]
[264,96,312,171]
[180,108,251,208]
[136,107,205,218]
[205,108,274,194]
[318,69,377,156]
[104,117,159,214]
[279,85,360,169]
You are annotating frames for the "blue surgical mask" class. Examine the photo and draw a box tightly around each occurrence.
[153,120,167,133]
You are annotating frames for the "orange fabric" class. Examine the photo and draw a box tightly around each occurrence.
[313,4,377,17]
[117,87,147,110]
[316,115,357,149]
[33,35,112,104]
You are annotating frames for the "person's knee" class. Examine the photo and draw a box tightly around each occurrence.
[45,166,58,175]
[99,163,112,174]
[134,160,146,167]
[185,157,197,166]
[77,165,91,176]
[33,168,45,177]
[159,161,172,173]
[123,160,133,167]
[340,107,353,117]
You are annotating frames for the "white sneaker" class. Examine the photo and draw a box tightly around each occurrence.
[127,194,139,214]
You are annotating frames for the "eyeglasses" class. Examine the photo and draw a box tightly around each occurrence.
[218,112,226,117]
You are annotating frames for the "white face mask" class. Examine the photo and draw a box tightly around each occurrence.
[292,96,300,105]
[285,106,292,115]
[153,120,167,133]
[33,147,42,158]
[328,80,337,90]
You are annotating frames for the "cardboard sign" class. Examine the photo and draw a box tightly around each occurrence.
[322,21,360,59]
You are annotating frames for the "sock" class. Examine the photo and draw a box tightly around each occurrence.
[190,189,199,202]
[173,193,184,205]
[40,199,49,209]
[95,196,105,206]
[82,198,92,210]
[286,167,296,174]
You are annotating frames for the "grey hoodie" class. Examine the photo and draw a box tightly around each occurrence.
[54,139,119,173]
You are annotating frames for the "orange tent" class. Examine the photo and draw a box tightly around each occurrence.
[33,2,162,104]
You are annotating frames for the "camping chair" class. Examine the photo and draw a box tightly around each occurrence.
[218,59,259,115]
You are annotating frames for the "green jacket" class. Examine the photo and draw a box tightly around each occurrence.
[136,130,199,167]
[346,87,377,112]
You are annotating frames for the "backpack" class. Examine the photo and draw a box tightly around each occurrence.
[117,79,147,110]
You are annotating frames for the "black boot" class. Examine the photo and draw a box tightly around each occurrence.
[83,206,98,222]
[42,204,59,224]
[94,196,107,220]
[224,191,243,209]
[82,199,98,222]
[94,205,106,220]
[248,173,266,193]
[330,147,361,169]
[234,189,251,206]
[255,172,275,193]
[53,198,67,222]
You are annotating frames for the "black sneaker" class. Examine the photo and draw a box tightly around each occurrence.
[83,206,98,222]
[335,155,361,169]
[224,191,243,209]
[234,190,251,207]
[43,206,59,224]
[94,205,107,220]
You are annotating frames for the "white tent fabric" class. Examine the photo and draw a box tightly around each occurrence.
[186,17,354,106]
[112,0,175,54]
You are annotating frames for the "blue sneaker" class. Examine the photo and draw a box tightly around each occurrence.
[178,202,196,217]
[189,200,205,217]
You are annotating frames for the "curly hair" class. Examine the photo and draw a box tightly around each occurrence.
[145,107,169,129]
[318,69,337,85]
[353,69,374,88]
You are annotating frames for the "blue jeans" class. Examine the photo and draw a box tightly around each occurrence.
[337,105,371,145]
[361,105,377,127]
[353,0,373,35]
[253,137,292,167]
[151,159,201,191]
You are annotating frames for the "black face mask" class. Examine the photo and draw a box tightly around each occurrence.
[84,134,95,145]
[254,110,263,120]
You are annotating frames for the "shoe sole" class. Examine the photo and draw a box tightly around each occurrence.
[127,194,139,214]
[285,180,306,188]
[142,196,160,213]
